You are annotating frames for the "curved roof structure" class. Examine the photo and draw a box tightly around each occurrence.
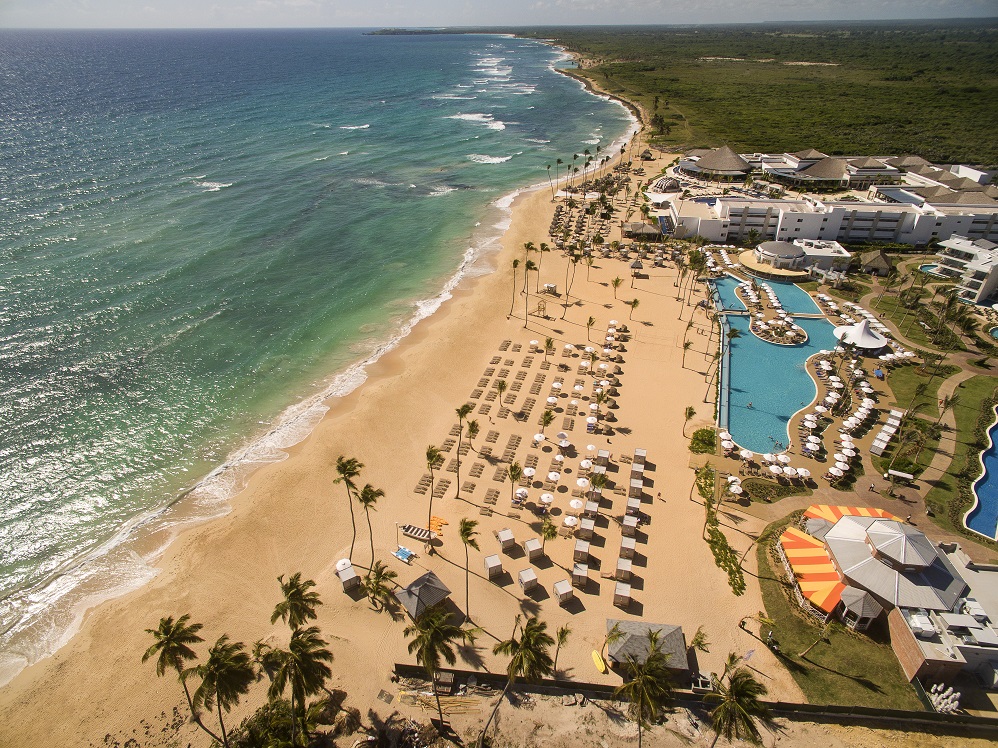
[800,157,849,181]
[833,319,889,351]
[695,145,750,175]
[867,519,937,570]
[757,240,804,260]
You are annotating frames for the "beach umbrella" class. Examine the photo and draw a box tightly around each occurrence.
[587,444,596,452]
[554,454,565,463]
[540,493,554,505]
[763,453,775,463]
[827,467,844,477]
[769,464,784,475]
[777,454,792,464]
[335,558,352,572]
[598,363,609,371]
[828,375,841,382]
[580,459,593,469]
[600,379,610,387]
[807,436,821,445]
[573,385,584,393]
[547,396,558,405]
[835,461,849,471]
[559,440,572,450]
[830,381,844,389]
[833,452,845,462]
[580,360,590,368]
[523,467,536,478]
[530,340,539,348]
[569,498,584,510]
[609,320,618,326]
[827,392,841,400]
[556,431,569,440]
[903,351,916,358]
[721,440,735,449]
[516,488,529,499]
[584,346,595,353]
[552,381,562,389]
[576,477,590,488]
[842,448,856,457]
[564,344,574,351]
[586,416,598,424]
[739,449,754,460]
[783,466,798,477]
[719,431,732,440]
[603,347,613,355]
[589,403,599,411]
[727,475,741,483]
[534,433,546,443]
[570,399,580,406]
[814,405,829,413]
[563,516,579,528]
[862,398,876,407]
[547,471,561,482]
[796,468,811,479]
[729,485,744,495]
[607,328,616,334]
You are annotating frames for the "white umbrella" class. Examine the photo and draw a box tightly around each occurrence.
[540,493,554,504]
[830,381,844,388]
[827,467,844,477]
[563,516,578,528]
[559,439,571,449]
[603,347,613,355]
[586,416,598,424]
[833,452,845,462]
[783,466,798,477]
[827,392,841,400]
[600,380,610,387]
[814,405,829,413]
[796,468,811,478]
[570,399,579,406]
[580,459,593,469]
[569,498,584,510]
[719,431,732,440]
[835,461,849,471]
[516,488,529,499]
[721,440,735,449]
[335,558,352,572]
[547,471,561,481]
[605,336,614,342]
[587,444,596,452]
[609,319,618,325]
[598,363,609,371]
[828,375,841,382]
[534,433,546,443]
[727,475,741,483]
[564,344,574,351]
[576,478,590,489]
[763,453,775,463]
[580,360,590,368]
[777,454,792,464]
[552,382,562,389]
[769,464,784,475]
[729,485,744,495]
[589,403,599,411]
[523,467,536,477]
[607,328,616,334]
[547,396,558,405]
[530,339,539,347]
[842,448,856,457]
[554,454,565,463]
[807,436,822,444]
[557,431,569,440]
[585,346,595,353]
[574,384,584,392]
[739,449,754,460]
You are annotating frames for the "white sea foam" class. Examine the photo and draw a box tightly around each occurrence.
[467,154,514,164]
[338,151,349,156]
[339,124,370,130]
[314,156,329,161]
[428,185,458,197]
[525,138,550,144]
[446,113,506,131]
[582,138,601,145]
[197,181,233,192]
[432,94,477,100]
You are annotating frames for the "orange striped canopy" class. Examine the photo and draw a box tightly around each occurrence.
[803,504,900,523]
[778,526,845,614]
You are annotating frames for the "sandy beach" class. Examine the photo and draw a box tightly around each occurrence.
[2,127,981,748]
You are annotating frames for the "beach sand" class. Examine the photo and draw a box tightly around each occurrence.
[0,138,960,748]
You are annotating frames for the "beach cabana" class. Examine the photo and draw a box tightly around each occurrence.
[518,568,538,592]
[336,563,361,592]
[833,319,888,353]
[554,579,574,605]
[614,582,632,609]
[484,554,503,580]
[605,619,690,681]
[393,571,451,620]
[574,539,591,563]
[572,562,589,588]
[523,537,543,561]
[496,527,515,551]
[616,557,633,582]
[620,536,636,559]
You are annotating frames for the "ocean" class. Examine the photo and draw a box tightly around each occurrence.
[0,29,633,683]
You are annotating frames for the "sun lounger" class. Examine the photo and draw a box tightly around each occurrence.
[393,546,416,564]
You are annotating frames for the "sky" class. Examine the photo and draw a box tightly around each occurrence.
[0,0,994,29]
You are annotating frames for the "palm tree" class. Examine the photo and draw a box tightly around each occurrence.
[266,626,334,747]
[143,615,222,744]
[425,445,441,534]
[524,259,538,327]
[188,635,256,748]
[506,461,523,505]
[455,403,474,500]
[357,484,384,569]
[561,251,576,319]
[611,276,623,299]
[586,315,596,341]
[537,243,551,290]
[544,336,554,363]
[629,298,640,320]
[682,341,694,369]
[466,418,480,453]
[706,666,775,748]
[799,622,832,658]
[334,456,364,560]
[585,256,595,280]
[522,243,535,289]
[540,516,558,553]
[554,158,563,194]
[364,559,398,610]
[553,625,572,676]
[601,622,624,659]
[683,405,696,437]
[404,607,476,726]
[614,631,673,748]
[508,259,520,316]
[495,378,508,407]
[540,408,555,434]
[690,625,710,654]
[479,616,555,747]
[546,164,554,200]
[589,472,607,502]
[271,572,322,631]
[458,518,479,622]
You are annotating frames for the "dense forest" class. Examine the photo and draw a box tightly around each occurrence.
[379,21,998,166]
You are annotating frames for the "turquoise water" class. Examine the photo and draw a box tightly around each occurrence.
[752,277,822,314]
[711,275,747,312]
[968,406,998,539]
[920,263,943,276]
[989,327,998,341]
[0,29,633,681]
[724,315,839,453]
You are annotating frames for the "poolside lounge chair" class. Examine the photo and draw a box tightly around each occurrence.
[393,546,417,564]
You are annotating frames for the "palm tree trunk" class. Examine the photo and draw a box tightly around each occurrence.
[638,720,643,748]
[290,687,297,747]
[524,285,529,328]
[427,469,435,535]
[478,680,512,748]
[366,507,375,570]
[178,669,223,743]
[710,731,721,748]
[465,544,471,621]
[433,673,445,725]
[345,485,358,559]
[217,698,230,748]
[509,268,517,316]
[553,643,561,675]
[456,430,463,499]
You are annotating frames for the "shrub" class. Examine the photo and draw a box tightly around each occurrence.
[689,428,717,454]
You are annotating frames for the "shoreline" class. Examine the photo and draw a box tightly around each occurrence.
[0,42,639,698]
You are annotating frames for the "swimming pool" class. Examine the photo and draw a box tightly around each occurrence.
[919,263,945,277]
[967,406,998,540]
[989,327,998,341]
[723,315,839,453]
[711,274,748,312]
[750,277,822,314]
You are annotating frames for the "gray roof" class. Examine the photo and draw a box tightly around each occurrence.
[695,146,750,174]
[848,156,889,170]
[606,619,689,672]
[394,571,451,619]
[791,148,828,160]
[885,155,930,170]
[840,586,884,619]
[805,517,834,541]
[867,519,937,569]
[799,157,849,181]
[823,516,967,611]
[758,240,804,259]
[860,249,894,269]
[624,223,662,236]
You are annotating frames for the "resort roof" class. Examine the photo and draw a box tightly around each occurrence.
[885,155,930,170]
[867,519,938,569]
[848,156,889,170]
[605,619,689,671]
[791,148,827,160]
[695,145,750,174]
[799,157,849,181]
[840,587,884,620]
[757,240,804,259]
[803,505,901,523]
[779,526,846,614]
[833,319,889,351]
[859,249,894,271]
[394,571,451,619]
[623,222,663,236]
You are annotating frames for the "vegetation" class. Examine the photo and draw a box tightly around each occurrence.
[706,662,775,747]
[404,607,478,726]
[515,22,998,166]
[689,427,717,454]
[755,515,922,709]
[333,456,363,561]
[613,630,674,748]
[740,477,810,503]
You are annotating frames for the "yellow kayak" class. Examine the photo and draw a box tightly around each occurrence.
[592,650,607,674]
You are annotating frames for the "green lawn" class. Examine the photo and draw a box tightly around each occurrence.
[870,293,958,352]
[924,375,998,550]
[756,516,924,710]
[872,416,940,478]
[884,363,958,417]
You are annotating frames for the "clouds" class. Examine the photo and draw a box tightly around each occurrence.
[1,0,993,28]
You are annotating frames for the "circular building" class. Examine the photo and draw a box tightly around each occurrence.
[754,240,805,270]
[678,145,750,181]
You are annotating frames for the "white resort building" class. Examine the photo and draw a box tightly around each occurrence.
[753,238,850,272]
[935,236,998,304]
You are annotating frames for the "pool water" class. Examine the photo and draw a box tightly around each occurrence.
[967,406,998,540]
[919,263,943,277]
[989,327,998,341]
[724,315,839,453]
[752,277,822,314]
[711,275,748,312]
